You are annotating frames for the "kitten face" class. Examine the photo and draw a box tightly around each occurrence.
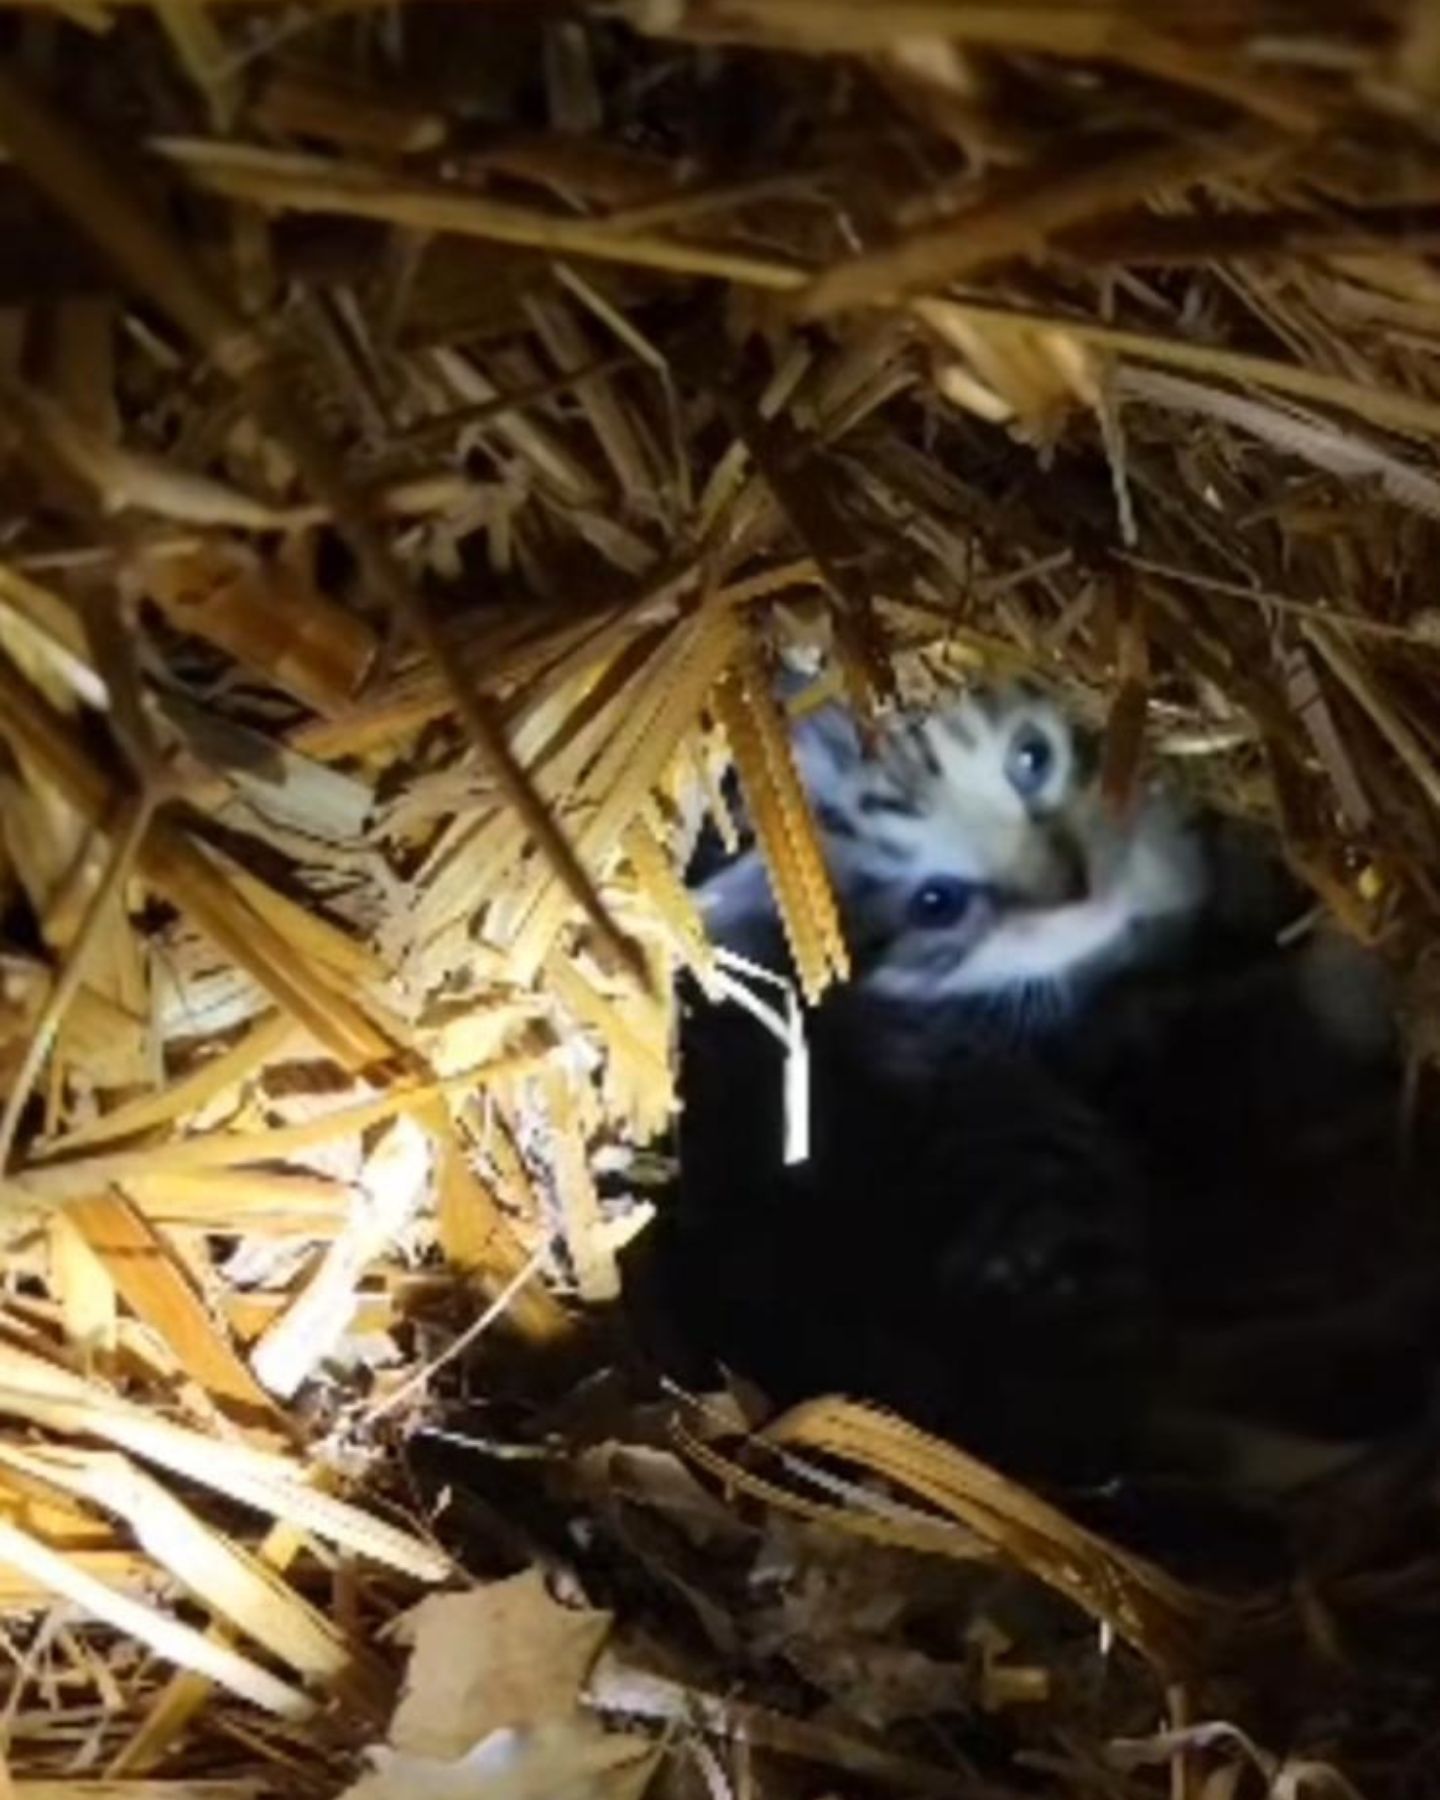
[703,681,1205,1006]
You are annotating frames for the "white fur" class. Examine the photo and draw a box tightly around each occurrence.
[868,781,1205,1002]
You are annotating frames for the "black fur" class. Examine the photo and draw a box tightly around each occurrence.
[628,701,1429,1501]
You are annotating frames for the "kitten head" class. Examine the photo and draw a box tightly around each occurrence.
[702,681,1205,1007]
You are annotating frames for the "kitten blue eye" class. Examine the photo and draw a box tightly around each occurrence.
[906,876,975,930]
[1005,723,1056,798]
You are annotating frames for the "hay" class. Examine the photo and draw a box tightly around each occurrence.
[0,2,1436,1793]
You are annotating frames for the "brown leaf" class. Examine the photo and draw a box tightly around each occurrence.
[391,1571,613,1761]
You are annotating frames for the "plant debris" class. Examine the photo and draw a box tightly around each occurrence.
[0,3,1439,1796]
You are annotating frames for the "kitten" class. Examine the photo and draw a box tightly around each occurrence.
[698,678,1388,1065]
[655,677,1414,1498]
[699,680,1208,1040]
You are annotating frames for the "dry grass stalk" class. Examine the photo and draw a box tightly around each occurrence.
[18,1044,552,1200]
[769,1400,1220,1670]
[141,546,378,717]
[0,651,391,1067]
[0,1339,450,1580]
[122,1168,349,1231]
[0,1442,356,1687]
[61,1191,277,1419]
[712,653,848,1002]
[0,7,1437,1791]
[0,794,154,1172]
[939,300,1440,440]
[104,1496,374,1778]
[1305,621,1440,819]
[0,1517,313,1719]
[798,124,1284,319]
[44,1012,299,1153]
[0,62,639,982]
[159,140,810,293]
[255,65,447,156]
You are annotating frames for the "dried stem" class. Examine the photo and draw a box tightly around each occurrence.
[0,61,643,984]
[0,789,157,1173]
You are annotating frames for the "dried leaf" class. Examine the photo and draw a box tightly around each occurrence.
[391,1571,612,1759]
[341,1722,656,1800]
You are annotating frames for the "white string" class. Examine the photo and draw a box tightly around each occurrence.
[708,948,812,1168]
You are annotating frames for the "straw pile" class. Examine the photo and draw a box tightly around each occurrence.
[0,1,1439,1794]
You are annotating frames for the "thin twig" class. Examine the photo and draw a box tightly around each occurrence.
[0,789,158,1173]
[356,1243,548,1429]
[391,349,636,448]
[1123,555,1440,648]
